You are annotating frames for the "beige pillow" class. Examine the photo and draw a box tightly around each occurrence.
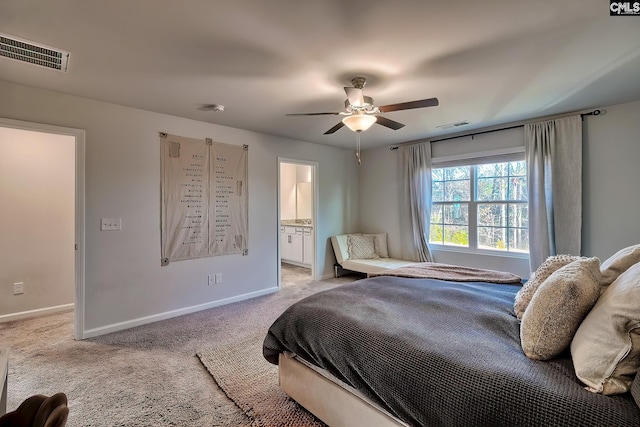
[347,234,378,260]
[520,257,602,361]
[514,254,578,319]
[571,262,640,395]
[600,244,640,285]
[364,233,389,258]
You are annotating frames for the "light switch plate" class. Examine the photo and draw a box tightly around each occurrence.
[101,218,121,231]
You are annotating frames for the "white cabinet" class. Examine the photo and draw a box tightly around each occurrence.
[281,226,303,264]
[281,226,313,267]
[303,229,313,266]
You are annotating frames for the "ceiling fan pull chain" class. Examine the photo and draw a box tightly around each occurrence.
[356,131,361,165]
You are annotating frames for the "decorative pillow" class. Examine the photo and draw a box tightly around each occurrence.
[600,244,640,285]
[571,262,640,395]
[364,233,389,258]
[514,254,578,319]
[347,234,379,260]
[520,257,602,361]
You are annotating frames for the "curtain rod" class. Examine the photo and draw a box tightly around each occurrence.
[389,109,601,150]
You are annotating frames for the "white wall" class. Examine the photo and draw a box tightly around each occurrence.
[583,100,640,260]
[0,80,358,336]
[280,163,313,221]
[359,100,640,278]
[358,147,405,259]
[280,163,296,220]
[0,127,75,315]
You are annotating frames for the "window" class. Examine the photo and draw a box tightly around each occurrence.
[430,161,528,253]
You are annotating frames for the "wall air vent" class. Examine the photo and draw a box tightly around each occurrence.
[436,121,470,130]
[0,33,70,72]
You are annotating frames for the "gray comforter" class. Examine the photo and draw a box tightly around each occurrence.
[263,276,640,426]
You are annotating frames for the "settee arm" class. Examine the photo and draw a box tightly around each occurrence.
[632,373,640,408]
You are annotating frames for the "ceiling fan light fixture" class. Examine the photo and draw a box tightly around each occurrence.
[342,114,377,132]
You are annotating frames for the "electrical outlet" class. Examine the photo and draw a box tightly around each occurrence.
[13,282,24,295]
[100,218,122,231]
[215,273,223,284]
[208,274,215,286]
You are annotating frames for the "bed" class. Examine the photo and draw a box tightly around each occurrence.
[331,233,418,277]
[263,262,640,427]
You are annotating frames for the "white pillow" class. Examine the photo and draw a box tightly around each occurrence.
[520,257,602,361]
[347,234,379,260]
[364,233,389,258]
[600,244,640,285]
[571,262,640,395]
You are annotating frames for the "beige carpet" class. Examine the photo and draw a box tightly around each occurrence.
[198,334,325,427]
[0,271,356,426]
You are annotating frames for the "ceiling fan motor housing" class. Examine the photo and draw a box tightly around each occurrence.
[351,76,367,89]
[345,96,375,111]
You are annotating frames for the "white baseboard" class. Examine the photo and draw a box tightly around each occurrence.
[320,272,335,280]
[81,286,279,339]
[0,303,74,323]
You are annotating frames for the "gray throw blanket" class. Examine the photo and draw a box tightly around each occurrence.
[263,276,640,427]
[370,262,522,283]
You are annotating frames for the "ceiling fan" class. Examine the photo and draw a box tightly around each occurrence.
[286,76,439,135]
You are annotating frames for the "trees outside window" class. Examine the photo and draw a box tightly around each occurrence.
[430,161,528,253]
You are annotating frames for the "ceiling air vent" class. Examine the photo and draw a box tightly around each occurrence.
[0,33,70,72]
[436,121,470,130]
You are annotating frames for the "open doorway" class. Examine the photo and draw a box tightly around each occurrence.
[0,118,85,340]
[278,159,317,288]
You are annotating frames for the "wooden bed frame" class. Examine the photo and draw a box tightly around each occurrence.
[278,352,408,427]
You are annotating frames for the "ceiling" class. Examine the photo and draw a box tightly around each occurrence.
[1,0,640,150]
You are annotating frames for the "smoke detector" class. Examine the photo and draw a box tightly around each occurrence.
[0,33,70,72]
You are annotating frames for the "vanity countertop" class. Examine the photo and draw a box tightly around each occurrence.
[281,220,313,228]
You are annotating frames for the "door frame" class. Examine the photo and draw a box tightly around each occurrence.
[277,157,318,287]
[0,117,86,340]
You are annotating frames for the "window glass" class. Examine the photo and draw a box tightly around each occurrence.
[430,166,470,247]
[430,161,528,254]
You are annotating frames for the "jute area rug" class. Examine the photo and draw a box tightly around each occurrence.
[197,329,326,427]
[196,266,361,426]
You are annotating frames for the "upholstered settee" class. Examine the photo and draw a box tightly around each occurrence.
[330,233,418,276]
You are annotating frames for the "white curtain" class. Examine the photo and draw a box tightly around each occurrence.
[400,143,433,262]
[525,115,582,271]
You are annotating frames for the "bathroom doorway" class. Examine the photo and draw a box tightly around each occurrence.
[278,159,317,288]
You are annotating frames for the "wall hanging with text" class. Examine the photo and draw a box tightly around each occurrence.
[160,133,248,265]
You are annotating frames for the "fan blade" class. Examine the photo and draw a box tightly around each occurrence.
[324,122,345,135]
[344,87,364,107]
[378,97,439,113]
[286,112,341,116]
[375,116,405,130]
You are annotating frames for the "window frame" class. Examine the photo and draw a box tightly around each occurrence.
[429,149,529,258]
